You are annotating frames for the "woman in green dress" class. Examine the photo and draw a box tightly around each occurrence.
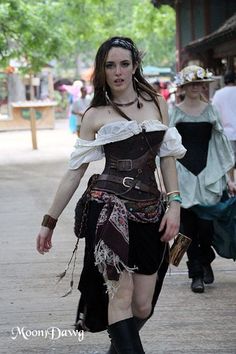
[170,65,236,293]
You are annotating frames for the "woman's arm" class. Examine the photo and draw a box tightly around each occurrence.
[36,108,98,254]
[47,164,88,219]
[159,156,181,242]
[36,164,88,254]
[156,96,181,242]
[227,168,236,195]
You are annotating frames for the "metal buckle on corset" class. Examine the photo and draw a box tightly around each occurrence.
[122,177,135,188]
[117,159,133,171]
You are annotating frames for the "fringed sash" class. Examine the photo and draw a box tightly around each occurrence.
[92,191,162,296]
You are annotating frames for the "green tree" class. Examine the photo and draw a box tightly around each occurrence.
[0,0,72,149]
[0,0,175,73]
[0,0,69,72]
[131,3,175,66]
[59,0,175,69]
[0,0,175,148]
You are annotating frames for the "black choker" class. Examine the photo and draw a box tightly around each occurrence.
[113,97,138,107]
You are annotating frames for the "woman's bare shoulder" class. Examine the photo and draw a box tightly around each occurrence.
[81,106,109,138]
[82,106,105,124]
[85,105,110,118]
[80,107,99,139]
[201,101,209,109]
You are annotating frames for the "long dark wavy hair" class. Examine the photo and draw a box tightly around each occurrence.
[89,36,162,120]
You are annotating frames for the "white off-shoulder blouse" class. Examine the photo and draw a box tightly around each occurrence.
[69,120,186,170]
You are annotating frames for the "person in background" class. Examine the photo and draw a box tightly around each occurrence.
[36,36,186,353]
[67,93,77,133]
[63,80,83,134]
[152,80,161,94]
[160,81,170,101]
[212,71,236,168]
[72,86,91,136]
[170,65,236,293]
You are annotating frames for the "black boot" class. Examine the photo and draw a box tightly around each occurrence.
[191,276,204,293]
[106,316,147,354]
[186,260,203,279]
[187,260,204,293]
[107,317,145,354]
[203,264,214,284]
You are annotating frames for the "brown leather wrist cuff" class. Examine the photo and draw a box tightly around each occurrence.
[41,214,57,230]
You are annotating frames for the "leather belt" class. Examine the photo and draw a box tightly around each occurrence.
[97,174,159,195]
[110,150,155,172]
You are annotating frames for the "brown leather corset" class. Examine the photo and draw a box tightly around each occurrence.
[93,130,165,201]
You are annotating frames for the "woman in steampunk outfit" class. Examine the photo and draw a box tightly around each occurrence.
[36,37,186,353]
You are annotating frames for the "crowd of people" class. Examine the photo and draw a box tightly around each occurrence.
[38,37,236,353]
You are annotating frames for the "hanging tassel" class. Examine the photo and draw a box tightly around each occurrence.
[56,270,67,281]
[56,238,79,297]
[56,239,79,282]
[61,280,74,298]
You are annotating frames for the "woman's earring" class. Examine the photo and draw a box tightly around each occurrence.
[104,87,110,105]
[133,77,143,109]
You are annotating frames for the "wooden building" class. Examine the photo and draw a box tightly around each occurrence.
[152,0,236,74]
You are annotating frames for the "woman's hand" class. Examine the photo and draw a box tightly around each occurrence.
[227,180,236,196]
[36,226,53,254]
[159,202,180,242]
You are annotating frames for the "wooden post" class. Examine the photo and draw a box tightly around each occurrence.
[29,107,37,150]
[29,73,38,150]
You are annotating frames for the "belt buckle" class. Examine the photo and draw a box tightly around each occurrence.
[122,177,134,188]
[117,159,133,171]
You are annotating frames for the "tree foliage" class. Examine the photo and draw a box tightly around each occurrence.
[0,0,69,72]
[0,0,175,74]
[64,0,175,67]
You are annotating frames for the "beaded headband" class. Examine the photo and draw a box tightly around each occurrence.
[110,38,135,51]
